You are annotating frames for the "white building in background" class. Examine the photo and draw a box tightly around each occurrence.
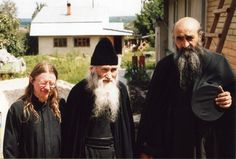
[30,2,133,55]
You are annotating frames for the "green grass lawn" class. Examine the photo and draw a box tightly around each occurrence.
[1,50,156,84]
[11,53,90,84]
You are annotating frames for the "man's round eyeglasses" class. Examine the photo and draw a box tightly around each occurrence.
[38,80,56,89]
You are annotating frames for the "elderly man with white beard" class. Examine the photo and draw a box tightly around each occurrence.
[61,38,135,158]
[136,17,236,159]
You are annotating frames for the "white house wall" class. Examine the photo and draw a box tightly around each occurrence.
[38,36,102,55]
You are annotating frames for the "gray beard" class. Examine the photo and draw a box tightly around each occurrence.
[86,72,120,122]
[174,46,203,90]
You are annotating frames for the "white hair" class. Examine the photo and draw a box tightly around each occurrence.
[86,71,120,122]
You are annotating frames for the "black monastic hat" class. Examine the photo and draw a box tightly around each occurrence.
[191,82,225,121]
[91,38,118,65]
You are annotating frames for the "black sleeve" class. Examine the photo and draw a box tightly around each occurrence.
[136,55,175,156]
[61,80,90,157]
[121,82,135,151]
[3,103,22,158]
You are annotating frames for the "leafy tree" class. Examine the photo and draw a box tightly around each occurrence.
[134,0,163,46]
[0,0,17,17]
[0,0,25,56]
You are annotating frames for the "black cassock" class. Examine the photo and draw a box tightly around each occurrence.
[137,49,236,158]
[61,79,135,158]
[3,95,61,158]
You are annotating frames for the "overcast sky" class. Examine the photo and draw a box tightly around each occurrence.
[0,0,142,18]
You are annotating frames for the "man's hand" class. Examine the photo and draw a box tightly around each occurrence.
[215,86,232,108]
[140,152,153,159]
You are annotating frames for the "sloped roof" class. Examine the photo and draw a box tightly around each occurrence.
[30,6,133,36]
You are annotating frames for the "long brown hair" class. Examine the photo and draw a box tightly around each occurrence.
[22,61,61,122]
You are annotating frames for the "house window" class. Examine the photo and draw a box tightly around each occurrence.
[54,38,67,47]
[74,37,90,47]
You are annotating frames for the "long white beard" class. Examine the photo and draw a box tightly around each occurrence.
[86,73,120,122]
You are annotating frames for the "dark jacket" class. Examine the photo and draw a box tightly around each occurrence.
[3,95,61,158]
[136,50,236,158]
[61,79,135,158]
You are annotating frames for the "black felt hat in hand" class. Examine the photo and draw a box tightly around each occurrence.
[91,37,118,66]
[191,83,225,121]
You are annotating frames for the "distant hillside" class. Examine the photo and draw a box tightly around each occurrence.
[109,16,136,23]
[19,18,31,27]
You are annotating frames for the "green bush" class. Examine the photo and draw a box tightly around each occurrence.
[121,49,157,114]
[124,63,150,86]
[124,62,151,114]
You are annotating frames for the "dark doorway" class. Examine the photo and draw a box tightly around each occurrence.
[114,36,122,54]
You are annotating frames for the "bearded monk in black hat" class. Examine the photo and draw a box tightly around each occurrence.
[136,17,236,158]
[61,37,134,158]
